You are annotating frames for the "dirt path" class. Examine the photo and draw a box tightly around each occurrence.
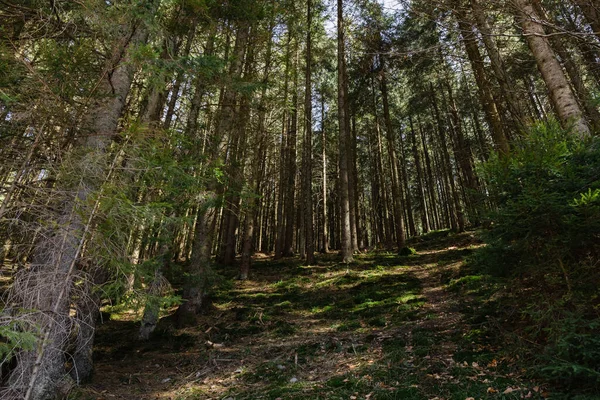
[80,232,543,400]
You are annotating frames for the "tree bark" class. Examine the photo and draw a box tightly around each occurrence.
[337,0,353,263]
[380,61,406,249]
[455,5,510,154]
[470,0,528,131]
[513,0,590,137]
[176,194,216,327]
[409,115,429,233]
[303,0,315,264]
[8,7,153,399]
[320,92,330,253]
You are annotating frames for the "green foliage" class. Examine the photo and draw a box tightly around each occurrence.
[537,311,600,389]
[398,247,417,256]
[477,120,600,280]
[0,319,39,362]
[473,120,600,394]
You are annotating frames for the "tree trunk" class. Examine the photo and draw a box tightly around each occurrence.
[409,115,429,233]
[176,195,216,327]
[380,61,406,249]
[284,42,299,257]
[240,19,275,278]
[163,22,197,130]
[455,5,510,154]
[470,0,528,131]
[514,0,590,137]
[320,92,329,253]
[532,0,600,131]
[8,8,153,399]
[337,0,353,263]
[349,115,360,251]
[303,0,315,264]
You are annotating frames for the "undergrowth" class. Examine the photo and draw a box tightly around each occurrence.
[461,121,600,397]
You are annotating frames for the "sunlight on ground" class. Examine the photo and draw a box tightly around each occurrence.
[80,232,544,400]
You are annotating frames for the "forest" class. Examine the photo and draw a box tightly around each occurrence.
[1,0,599,399]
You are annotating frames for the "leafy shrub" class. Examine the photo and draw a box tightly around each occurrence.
[473,121,600,393]
[538,311,600,389]
[398,247,417,256]
[478,120,600,285]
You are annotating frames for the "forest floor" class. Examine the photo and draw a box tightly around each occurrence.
[75,231,550,400]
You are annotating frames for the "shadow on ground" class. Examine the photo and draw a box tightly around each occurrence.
[75,230,543,400]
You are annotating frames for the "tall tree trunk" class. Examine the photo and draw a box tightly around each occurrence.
[320,92,329,253]
[240,18,275,279]
[348,115,360,251]
[337,0,353,263]
[8,8,153,399]
[470,0,528,131]
[379,60,406,249]
[409,115,429,233]
[185,27,216,139]
[419,120,440,230]
[430,86,461,231]
[398,131,416,237]
[303,0,315,264]
[274,27,293,259]
[454,5,510,154]
[513,0,591,137]
[163,21,198,130]
[560,5,600,89]
[216,22,251,266]
[532,0,600,131]
[284,40,299,257]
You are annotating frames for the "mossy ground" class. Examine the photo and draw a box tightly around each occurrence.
[73,231,550,400]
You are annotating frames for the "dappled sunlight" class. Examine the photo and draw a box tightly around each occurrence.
[75,232,543,399]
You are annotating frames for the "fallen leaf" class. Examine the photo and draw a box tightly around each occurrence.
[503,387,515,394]
[487,387,498,394]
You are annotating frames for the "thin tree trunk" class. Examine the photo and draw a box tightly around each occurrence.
[163,22,197,130]
[409,115,429,233]
[337,0,353,263]
[470,0,528,131]
[303,0,315,264]
[455,5,510,154]
[349,115,360,251]
[240,18,275,278]
[380,61,406,249]
[320,92,329,253]
[284,40,299,257]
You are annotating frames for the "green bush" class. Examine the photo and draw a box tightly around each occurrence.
[538,311,600,389]
[398,247,417,256]
[478,120,600,284]
[473,121,600,393]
